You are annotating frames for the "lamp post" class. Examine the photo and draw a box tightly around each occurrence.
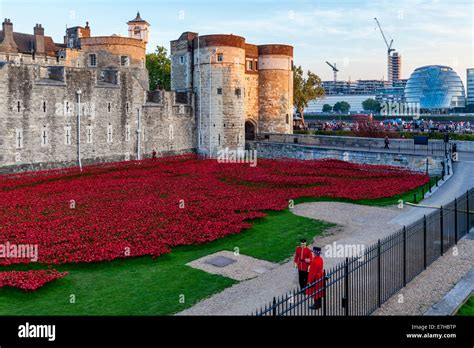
[209,48,218,158]
[136,107,142,160]
[197,36,202,154]
[76,89,82,171]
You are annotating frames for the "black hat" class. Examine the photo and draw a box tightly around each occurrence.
[312,246,321,254]
[300,238,307,243]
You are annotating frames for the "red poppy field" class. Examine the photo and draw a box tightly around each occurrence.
[0,155,429,291]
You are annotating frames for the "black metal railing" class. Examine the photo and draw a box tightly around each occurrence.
[254,188,473,316]
[255,133,451,158]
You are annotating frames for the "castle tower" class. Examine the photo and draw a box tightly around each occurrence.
[192,35,246,156]
[257,45,293,134]
[127,12,149,44]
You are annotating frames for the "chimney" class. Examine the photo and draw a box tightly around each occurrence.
[34,23,45,55]
[0,18,18,53]
[81,21,91,38]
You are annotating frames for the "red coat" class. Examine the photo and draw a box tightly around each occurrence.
[306,256,324,299]
[294,246,312,272]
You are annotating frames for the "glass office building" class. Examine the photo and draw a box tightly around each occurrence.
[404,65,466,111]
[467,68,474,106]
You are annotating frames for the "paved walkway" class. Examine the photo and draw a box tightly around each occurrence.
[390,157,474,226]
[178,155,474,316]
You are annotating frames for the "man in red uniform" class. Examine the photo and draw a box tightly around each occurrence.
[294,239,312,289]
[306,246,324,310]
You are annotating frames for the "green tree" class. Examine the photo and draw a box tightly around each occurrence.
[333,101,350,113]
[293,65,325,126]
[146,46,171,91]
[322,104,333,113]
[362,98,381,112]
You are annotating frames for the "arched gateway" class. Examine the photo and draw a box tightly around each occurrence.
[245,121,256,141]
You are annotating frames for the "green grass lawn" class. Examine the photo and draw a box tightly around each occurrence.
[0,179,433,316]
[0,210,333,315]
[457,296,474,316]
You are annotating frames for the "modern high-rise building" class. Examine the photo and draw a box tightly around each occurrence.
[467,68,474,106]
[388,52,401,85]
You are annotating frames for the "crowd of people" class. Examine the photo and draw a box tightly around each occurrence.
[302,118,473,135]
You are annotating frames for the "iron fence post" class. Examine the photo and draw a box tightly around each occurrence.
[440,206,444,256]
[467,190,470,233]
[377,239,381,307]
[403,226,407,287]
[272,297,276,316]
[423,215,427,269]
[323,270,327,316]
[344,257,349,316]
[454,198,458,244]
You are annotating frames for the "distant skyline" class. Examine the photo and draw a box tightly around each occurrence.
[1,0,473,86]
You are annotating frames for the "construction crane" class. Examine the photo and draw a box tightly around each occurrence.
[374,17,396,83]
[325,61,339,83]
[374,17,395,56]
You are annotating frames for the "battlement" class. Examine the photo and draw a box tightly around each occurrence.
[80,36,146,49]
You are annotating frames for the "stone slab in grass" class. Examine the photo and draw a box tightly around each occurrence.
[205,255,237,268]
[186,250,277,281]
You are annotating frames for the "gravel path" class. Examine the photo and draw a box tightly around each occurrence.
[373,237,474,316]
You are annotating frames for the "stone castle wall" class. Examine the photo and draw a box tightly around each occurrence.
[171,33,294,155]
[193,42,246,155]
[257,45,293,134]
[0,60,194,173]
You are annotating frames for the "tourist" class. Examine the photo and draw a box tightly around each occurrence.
[152,150,157,159]
[384,136,390,150]
[306,246,324,310]
[294,238,312,289]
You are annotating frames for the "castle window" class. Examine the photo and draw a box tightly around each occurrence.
[88,54,97,67]
[64,126,72,145]
[42,101,47,113]
[98,69,119,85]
[64,101,71,116]
[15,128,23,149]
[125,124,131,142]
[120,56,130,67]
[217,53,224,62]
[235,88,241,98]
[246,60,253,71]
[47,66,65,81]
[286,113,290,124]
[17,101,21,113]
[107,124,113,143]
[179,56,185,65]
[217,88,222,95]
[107,103,112,112]
[255,59,258,70]
[126,102,130,113]
[86,126,93,144]
[41,127,48,146]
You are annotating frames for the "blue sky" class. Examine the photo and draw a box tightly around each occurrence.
[1,0,473,85]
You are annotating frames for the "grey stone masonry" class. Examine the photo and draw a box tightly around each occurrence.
[247,141,445,175]
[0,59,195,173]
